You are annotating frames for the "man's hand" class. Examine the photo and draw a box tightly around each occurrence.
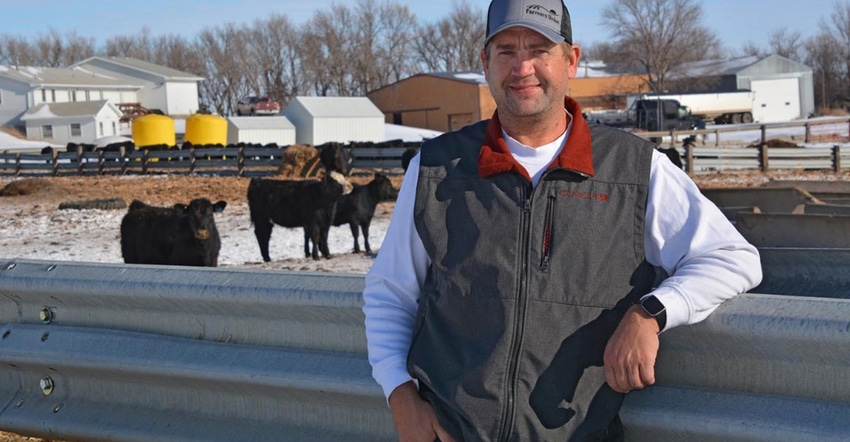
[388,381,456,442]
[603,304,661,393]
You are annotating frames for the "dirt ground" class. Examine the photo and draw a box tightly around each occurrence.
[1,168,848,442]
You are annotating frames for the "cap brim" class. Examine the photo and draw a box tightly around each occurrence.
[484,22,565,45]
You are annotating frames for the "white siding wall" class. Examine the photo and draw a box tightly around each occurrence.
[227,127,296,145]
[311,117,384,145]
[165,82,200,115]
[752,78,801,123]
[0,80,29,128]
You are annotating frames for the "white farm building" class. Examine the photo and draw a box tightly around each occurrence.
[21,100,123,145]
[282,97,384,146]
[226,116,296,146]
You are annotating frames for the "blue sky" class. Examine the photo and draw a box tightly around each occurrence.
[0,0,832,52]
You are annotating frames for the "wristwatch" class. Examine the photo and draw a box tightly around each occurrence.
[639,295,667,331]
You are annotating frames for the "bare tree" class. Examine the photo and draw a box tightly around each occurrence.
[103,28,155,60]
[301,4,357,96]
[768,28,805,62]
[243,14,306,108]
[0,35,36,66]
[413,1,485,73]
[194,24,253,115]
[600,0,720,92]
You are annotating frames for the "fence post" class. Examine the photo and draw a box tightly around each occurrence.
[51,148,59,176]
[77,144,84,175]
[142,149,149,175]
[98,150,106,175]
[685,143,694,176]
[805,122,812,143]
[15,152,21,176]
[834,145,842,173]
[237,147,245,177]
[120,146,128,175]
[714,129,720,147]
[190,147,196,175]
[668,131,676,148]
[760,125,767,146]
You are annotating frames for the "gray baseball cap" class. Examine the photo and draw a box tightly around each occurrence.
[485,0,572,45]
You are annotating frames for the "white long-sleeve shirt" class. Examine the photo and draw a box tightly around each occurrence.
[363,131,763,400]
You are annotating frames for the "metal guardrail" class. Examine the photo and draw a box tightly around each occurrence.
[2,250,850,441]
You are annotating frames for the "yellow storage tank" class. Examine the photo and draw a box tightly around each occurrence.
[132,114,175,148]
[184,113,227,146]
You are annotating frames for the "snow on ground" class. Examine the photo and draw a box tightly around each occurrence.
[0,200,391,275]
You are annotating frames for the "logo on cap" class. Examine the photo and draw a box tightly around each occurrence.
[526,5,560,26]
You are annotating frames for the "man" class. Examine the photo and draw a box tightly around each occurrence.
[362,0,762,440]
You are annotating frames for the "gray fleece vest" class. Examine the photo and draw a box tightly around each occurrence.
[410,120,656,442]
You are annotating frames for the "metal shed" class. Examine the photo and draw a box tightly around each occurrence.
[675,54,815,123]
[226,116,296,146]
[282,97,384,146]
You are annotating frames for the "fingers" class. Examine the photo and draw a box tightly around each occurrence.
[604,306,661,393]
[605,356,656,393]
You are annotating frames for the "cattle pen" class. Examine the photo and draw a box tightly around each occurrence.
[2,116,849,178]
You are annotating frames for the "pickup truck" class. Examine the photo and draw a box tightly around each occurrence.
[236,96,280,116]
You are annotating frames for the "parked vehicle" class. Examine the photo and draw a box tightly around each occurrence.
[627,91,755,125]
[585,98,705,132]
[236,96,281,116]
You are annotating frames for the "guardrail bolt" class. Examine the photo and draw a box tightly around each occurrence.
[39,307,54,324]
[3,262,15,271]
[40,376,54,396]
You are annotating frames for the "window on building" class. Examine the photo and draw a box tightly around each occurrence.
[99,122,104,136]
[112,122,117,135]
[50,89,56,102]
[41,89,47,101]
[42,125,53,139]
[393,112,402,125]
[71,123,82,137]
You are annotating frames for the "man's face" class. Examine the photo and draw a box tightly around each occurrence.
[482,27,580,122]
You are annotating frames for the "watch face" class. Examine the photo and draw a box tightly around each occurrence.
[641,295,666,316]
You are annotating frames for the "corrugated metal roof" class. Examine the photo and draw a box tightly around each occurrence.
[0,65,137,88]
[21,100,114,119]
[290,96,384,118]
[228,116,295,130]
[76,57,204,81]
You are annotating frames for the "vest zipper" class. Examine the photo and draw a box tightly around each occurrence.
[497,186,533,442]
[539,195,555,272]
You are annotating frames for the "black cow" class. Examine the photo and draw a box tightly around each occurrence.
[120,198,227,267]
[317,142,355,176]
[332,173,397,255]
[248,171,352,261]
[401,147,418,173]
[657,147,684,169]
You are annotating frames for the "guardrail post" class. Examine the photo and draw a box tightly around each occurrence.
[714,129,720,147]
[760,125,767,147]
[759,144,769,172]
[685,143,694,176]
[805,122,812,143]
[668,131,676,148]
[834,145,841,173]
